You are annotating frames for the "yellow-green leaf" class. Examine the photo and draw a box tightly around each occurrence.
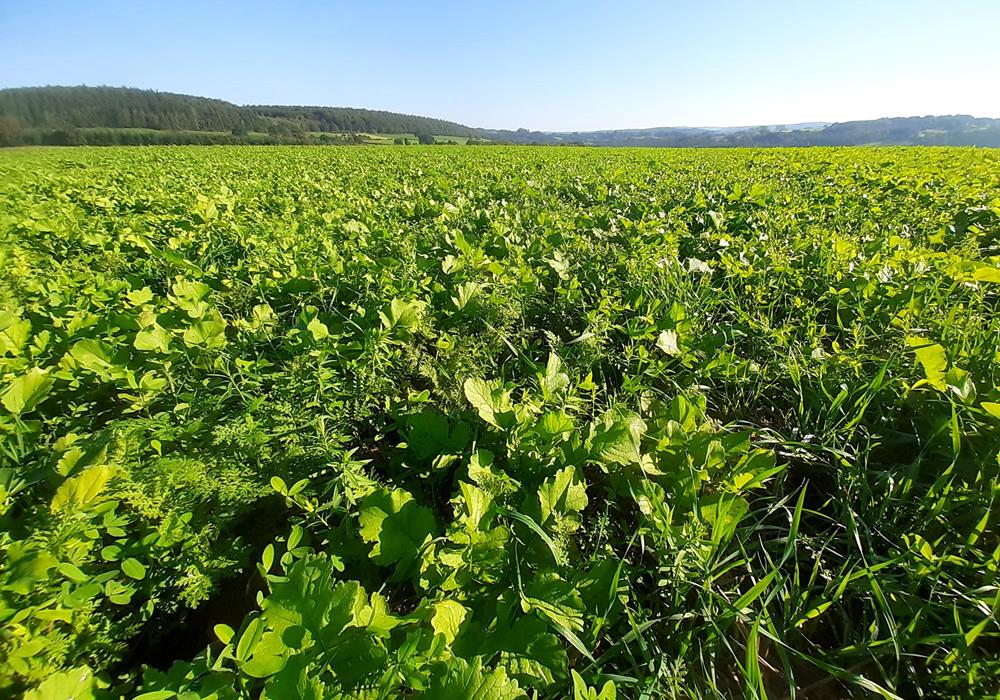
[51,465,115,512]
[906,336,948,390]
[973,266,1000,283]
[24,665,95,700]
[1,368,54,415]
[430,599,468,643]
[134,327,172,353]
[121,557,147,580]
[656,329,680,355]
[307,317,329,341]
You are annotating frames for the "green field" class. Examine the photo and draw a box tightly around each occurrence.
[1,146,999,698]
[16,127,477,147]
[343,132,473,145]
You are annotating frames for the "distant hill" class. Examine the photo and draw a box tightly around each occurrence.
[486,115,1000,147]
[1,85,999,147]
[0,86,477,145]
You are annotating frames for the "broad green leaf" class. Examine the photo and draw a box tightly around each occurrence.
[380,297,425,333]
[656,329,680,355]
[590,411,645,466]
[359,591,399,637]
[452,281,482,310]
[423,656,525,699]
[358,488,436,575]
[2,367,54,415]
[134,326,172,353]
[262,555,362,640]
[945,366,976,404]
[487,615,567,688]
[183,318,227,349]
[973,266,1000,283]
[170,279,212,318]
[464,377,515,429]
[538,353,569,399]
[51,465,115,512]
[572,670,617,700]
[122,557,147,580]
[699,493,750,544]
[57,562,89,583]
[906,336,948,390]
[537,466,588,525]
[67,339,116,376]
[430,599,468,643]
[261,654,326,700]
[236,616,264,662]
[521,572,585,633]
[407,409,471,460]
[24,665,95,700]
[307,317,329,341]
[537,410,574,438]
[242,630,288,678]
[0,314,31,356]
[467,450,517,500]
[126,286,154,305]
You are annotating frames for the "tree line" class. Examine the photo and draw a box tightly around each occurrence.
[0,86,477,146]
[3,85,999,149]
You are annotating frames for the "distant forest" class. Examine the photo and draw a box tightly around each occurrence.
[2,85,1000,147]
[0,86,477,146]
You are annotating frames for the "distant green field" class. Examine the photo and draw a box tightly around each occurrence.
[332,132,473,145]
[20,127,480,146]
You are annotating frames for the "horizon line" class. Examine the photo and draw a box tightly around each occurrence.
[2,83,998,134]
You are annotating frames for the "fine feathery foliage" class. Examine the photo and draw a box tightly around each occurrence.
[0,145,998,698]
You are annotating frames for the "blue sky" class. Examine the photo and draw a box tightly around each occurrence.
[1,0,998,131]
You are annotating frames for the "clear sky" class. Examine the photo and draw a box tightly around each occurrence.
[1,0,998,131]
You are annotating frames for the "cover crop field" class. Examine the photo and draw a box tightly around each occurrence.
[1,145,999,699]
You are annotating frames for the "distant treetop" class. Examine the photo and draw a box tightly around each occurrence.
[0,85,477,137]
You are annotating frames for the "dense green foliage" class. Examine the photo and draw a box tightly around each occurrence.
[1,145,999,699]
